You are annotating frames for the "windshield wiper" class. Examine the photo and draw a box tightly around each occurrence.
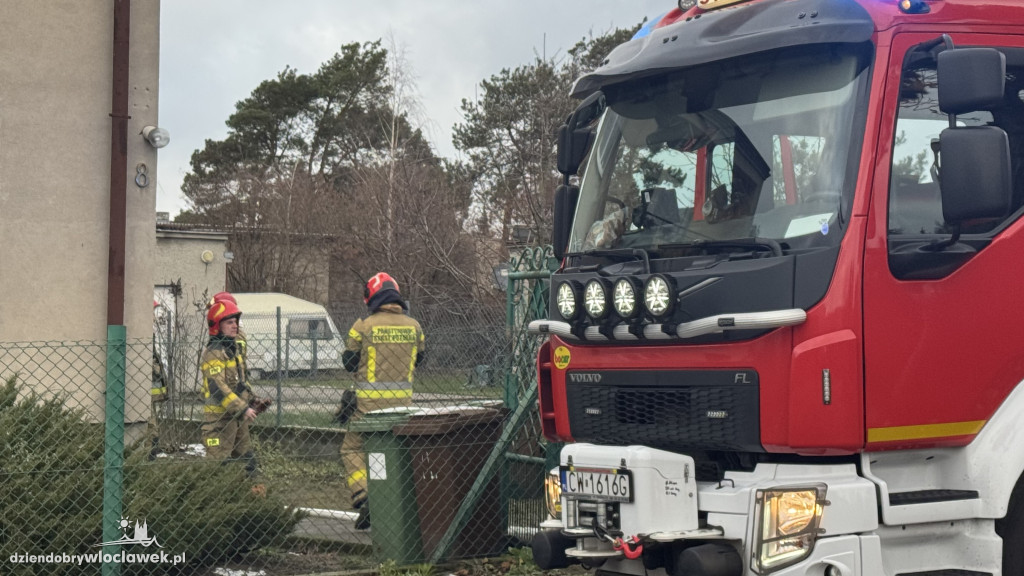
[655,237,784,257]
[565,248,651,274]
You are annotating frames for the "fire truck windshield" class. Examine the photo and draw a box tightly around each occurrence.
[569,43,872,256]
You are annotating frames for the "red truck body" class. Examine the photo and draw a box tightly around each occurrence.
[532,1,1024,574]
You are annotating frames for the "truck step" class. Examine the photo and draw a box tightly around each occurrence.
[896,571,991,576]
[897,565,991,569]
[888,489,979,506]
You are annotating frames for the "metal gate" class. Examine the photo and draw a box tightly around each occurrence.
[428,245,559,562]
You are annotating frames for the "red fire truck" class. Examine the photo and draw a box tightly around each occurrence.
[530,0,1024,574]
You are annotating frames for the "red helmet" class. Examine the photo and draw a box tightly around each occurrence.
[207,300,242,335]
[208,291,236,309]
[364,272,399,304]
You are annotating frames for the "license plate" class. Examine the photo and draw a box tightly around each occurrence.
[560,466,633,502]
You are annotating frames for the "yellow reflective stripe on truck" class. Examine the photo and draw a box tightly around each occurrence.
[867,420,986,443]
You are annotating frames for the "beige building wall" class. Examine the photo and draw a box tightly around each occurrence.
[155,229,229,310]
[0,1,162,420]
[154,229,228,409]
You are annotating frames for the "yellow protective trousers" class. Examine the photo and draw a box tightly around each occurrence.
[340,389,412,509]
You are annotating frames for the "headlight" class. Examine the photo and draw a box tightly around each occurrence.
[555,282,581,321]
[643,275,676,318]
[583,279,610,320]
[545,468,562,519]
[753,484,828,573]
[613,278,641,319]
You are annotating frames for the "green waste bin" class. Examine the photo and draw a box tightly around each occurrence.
[393,406,506,560]
[348,407,424,564]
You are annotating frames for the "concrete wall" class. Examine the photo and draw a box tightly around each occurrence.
[0,1,161,419]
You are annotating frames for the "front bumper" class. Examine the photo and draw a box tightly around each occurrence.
[546,444,878,575]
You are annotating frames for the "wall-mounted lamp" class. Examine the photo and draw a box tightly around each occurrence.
[200,250,215,264]
[142,125,170,148]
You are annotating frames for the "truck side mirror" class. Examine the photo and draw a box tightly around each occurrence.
[557,92,605,176]
[936,47,1012,224]
[552,184,580,261]
[939,127,1012,223]
[938,48,1005,115]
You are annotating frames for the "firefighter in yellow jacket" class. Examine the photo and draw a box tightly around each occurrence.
[210,292,248,371]
[200,299,259,475]
[341,272,425,529]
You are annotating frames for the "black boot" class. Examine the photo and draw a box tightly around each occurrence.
[243,451,260,478]
[355,504,371,530]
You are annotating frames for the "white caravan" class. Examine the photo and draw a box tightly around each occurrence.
[232,293,345,379]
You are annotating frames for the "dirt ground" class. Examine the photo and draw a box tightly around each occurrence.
[192,546,372,576]
[191,545,589,576]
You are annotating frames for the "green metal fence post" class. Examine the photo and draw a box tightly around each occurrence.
[311,329,319,375]
[503,268,553,411]
[504,260,518,412]
[102,325,127,576]
[276,306,283,427]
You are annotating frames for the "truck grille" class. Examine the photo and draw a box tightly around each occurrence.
[566,370,762,453]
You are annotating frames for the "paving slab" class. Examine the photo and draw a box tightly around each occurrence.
[291,513,373,547]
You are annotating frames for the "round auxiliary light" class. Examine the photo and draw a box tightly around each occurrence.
[583,279,610,320]
[555,281,581,321]
[644,275,676,319]
[898,0,930,14]
[613,277,641,320]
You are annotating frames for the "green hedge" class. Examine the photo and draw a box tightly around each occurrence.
[0,376,304,575]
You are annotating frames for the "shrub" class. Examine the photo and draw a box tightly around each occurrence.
[0,376,104,575]
[0,375,303,575]
[123,454,305,572]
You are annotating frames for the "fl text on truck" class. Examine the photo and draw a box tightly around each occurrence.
[530,0,1024,574]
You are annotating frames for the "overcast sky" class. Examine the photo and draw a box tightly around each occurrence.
[155,1,669,217]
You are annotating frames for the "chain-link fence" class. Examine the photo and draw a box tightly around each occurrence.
[0,247,556,575]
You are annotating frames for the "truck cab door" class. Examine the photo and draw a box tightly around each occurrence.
[863,32,1024,450]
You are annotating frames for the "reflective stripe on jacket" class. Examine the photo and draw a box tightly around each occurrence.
[346,303,424,389]
[200,336,252,417]
[151,351,168,401]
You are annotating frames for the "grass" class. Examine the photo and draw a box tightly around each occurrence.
[254,373,352,388]
[253,370,507,398]
[260,392,506,428]
[257,441,353,510]
[266,409,338,428]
